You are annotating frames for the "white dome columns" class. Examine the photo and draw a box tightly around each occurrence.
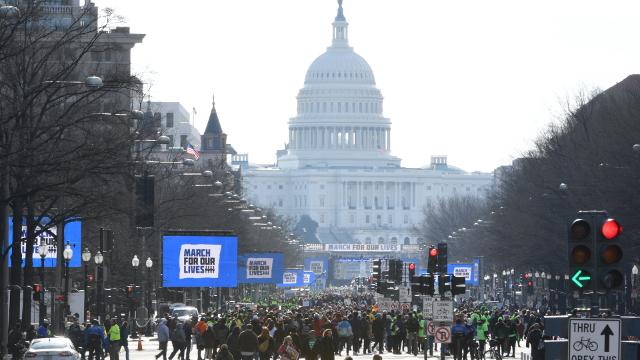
[289,126,390,152]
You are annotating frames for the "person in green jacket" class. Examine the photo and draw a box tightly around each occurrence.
[417,315,425,354]
[475,314,489,356]
[108,320,121,360]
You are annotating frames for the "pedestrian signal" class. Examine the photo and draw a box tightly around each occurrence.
[33,284,42,301]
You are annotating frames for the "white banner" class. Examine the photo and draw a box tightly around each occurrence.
[325,244,399,252]
[179,244,221,279]
[246,258,274,279]
[283,272,298,285]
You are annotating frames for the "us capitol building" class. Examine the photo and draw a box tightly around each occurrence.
[242,1,494,265]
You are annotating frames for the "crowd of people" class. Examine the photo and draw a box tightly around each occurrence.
[6,293,549,360]
[149,294,548,360]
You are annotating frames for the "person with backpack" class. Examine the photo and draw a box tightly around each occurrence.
[336,316,353,356]
[312,329,335,360]
[238,325,259,360]
[406,313,419,356]
[450,318,468,360]
[87,320,107,360]
[204,323,217,360]
[257,327,274,360]
[526,319,544,360]
[169,320,187,360]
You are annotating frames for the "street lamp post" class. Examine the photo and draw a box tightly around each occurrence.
[62,243,73,325]
[632,265,639,314]
[81,248,91,320]
[94,250,104,321]
[131,255,139,337]
[38,239,47,323]
[145,257,153,319]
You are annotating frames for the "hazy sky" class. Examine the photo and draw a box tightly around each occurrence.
[95,0,640,172]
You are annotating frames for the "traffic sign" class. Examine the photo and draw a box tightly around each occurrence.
[432,300,454,323]
[426,321,435,336]
[423,297,434,319]
[434,325,451,343]
[569,318,620,359]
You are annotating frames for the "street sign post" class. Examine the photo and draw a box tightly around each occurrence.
[569,318,620,360]
[432,300,454,323]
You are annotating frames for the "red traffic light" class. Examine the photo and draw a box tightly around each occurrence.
[33,284,42,293]
[429,248,438,257]
[601,218,621,240]
[126,286,134,293]
[409,263,416,271]
[523,273,529,279]
[527,281,533,287]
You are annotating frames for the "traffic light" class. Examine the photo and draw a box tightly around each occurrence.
[438,274,449,295]
[388,259,403,284]
[568,215,595,291]
[527,280,533,294]
[451,275,466,295]
[371,259,382,292]
[437,243,448,273]
[126,285,134,297]
[424,274,435,296]
[427,247,438,274]
[408,263,416,279]
[33,284,42,301]
[597,216,623,291]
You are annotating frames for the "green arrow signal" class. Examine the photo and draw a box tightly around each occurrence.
[571,269,591,288]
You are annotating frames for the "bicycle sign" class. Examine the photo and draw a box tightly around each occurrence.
[432,300,454,323]
[569,318,620,360]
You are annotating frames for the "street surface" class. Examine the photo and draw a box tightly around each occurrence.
[122,336,532,360]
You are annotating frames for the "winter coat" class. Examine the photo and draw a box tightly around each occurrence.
[204,326,217,349]
[215,348,234,360]
[312,336,335,360]
[372,317,385,338]
[238,329,259,353]
[157,320,170,342]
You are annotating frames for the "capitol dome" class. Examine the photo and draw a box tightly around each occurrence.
[304,48,376,85]
[278,0,400,170]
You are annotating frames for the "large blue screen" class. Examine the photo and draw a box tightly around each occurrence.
[8,217,82,268]
[162,234,238,288]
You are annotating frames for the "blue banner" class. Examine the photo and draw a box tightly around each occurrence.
[448,260,480,286]
[277,269,303,287]
[238,253,284,284]
[8,217,82,268]
[162,234,238,288]
[302,271,317,285]
[304,257,329,276]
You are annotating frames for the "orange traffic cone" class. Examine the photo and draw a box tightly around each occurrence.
[137,337,143,351]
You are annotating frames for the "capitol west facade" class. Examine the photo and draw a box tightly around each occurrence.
[243,1,493,250]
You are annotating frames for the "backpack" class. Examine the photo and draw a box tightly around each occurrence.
[258,339,270,353]
[337,322,351,338]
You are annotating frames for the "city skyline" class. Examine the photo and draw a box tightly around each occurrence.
[95,0,640,172]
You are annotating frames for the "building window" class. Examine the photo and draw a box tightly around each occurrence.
[350,214,355,223]
[320,184,325,190]
[404,215,409,224]
[376,215,382,226]
[388,215,393,224]
[279,185,283,190]
[166,112,174,128]
[426,185,432,191]
[365,215,370,224]
[365,237,372,244]
[167,135,174,147]
[404,237,411,245]
[180,135,188,149]
[278,199,283,207]
[391,237,398,246]
[378,237,385,244]
[319,196,325,207]
[320,214,325,223]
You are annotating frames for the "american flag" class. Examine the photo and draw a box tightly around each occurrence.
[186,143,200,160]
